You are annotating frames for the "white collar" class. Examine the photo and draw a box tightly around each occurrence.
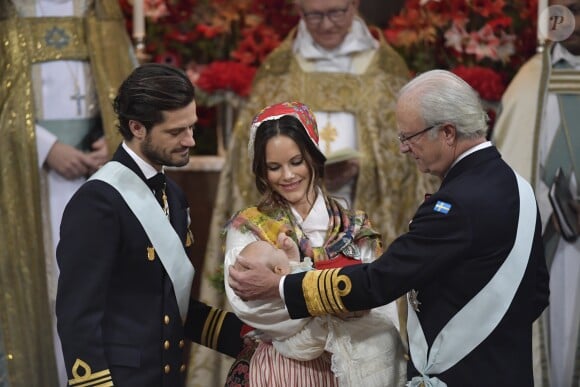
[448,141,492,172]
[290,188,328,224]
[293,16,378,60]
[122,142,164,180]
[551,43,580,69]
[290,188,329,247]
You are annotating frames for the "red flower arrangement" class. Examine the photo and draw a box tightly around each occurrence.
[196,61,257,97]
[384,0,538,104]
[119,0,298,154]
[119,0,298,100]
[451,65,505,101]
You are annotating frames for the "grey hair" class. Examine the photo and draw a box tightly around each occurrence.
[398,69,489,139]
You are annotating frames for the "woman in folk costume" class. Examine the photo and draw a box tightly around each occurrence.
[193,4,434,381]
[223,101,406,387]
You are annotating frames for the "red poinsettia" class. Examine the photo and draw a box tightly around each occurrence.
[196,61,257,97]
[451,65,505,101]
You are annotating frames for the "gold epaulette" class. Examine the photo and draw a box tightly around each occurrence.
[302,268,352,316]
[200,308,228,350]
[549,69,580,94]
[68,359,113,387]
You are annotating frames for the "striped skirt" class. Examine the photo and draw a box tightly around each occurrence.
[249,342,338,386]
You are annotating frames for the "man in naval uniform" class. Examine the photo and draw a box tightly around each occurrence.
[56,64,246,387]
[0,0,134,385]
[493,0,580,385]
[229,70,550,387]
[193,1,435,382]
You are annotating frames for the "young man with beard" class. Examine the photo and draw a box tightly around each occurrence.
[56,63,245,387]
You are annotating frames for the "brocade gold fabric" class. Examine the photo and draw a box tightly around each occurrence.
[0,1,134,385]
[188,28,437,386]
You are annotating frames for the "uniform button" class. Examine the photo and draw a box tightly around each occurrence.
[163,340,170,350]
[163,315,170,325]
[164,364,170,374]
[179,340,185,349]
[180,364,186,373]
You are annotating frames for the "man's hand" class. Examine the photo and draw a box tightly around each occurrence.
[85,137,109,175]
[46,142,92,179]
[229,254,282,301]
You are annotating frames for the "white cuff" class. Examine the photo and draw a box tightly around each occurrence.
[35,124,58,168]
[279,275,286,302]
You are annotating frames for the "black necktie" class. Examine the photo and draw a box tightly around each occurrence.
[147,173,166,208]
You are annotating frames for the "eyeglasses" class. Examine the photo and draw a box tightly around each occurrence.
[398,125,438,145]
[302,1,352,25]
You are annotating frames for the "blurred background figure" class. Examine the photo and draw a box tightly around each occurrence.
[493,0,580,385]
[0,0,135,385]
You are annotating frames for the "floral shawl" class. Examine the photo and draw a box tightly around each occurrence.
[225,195,382,265]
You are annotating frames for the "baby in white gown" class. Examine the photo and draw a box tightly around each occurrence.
[234,237,406,387]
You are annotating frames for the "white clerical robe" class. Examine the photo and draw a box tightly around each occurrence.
[494,43,580,387]
[23,0,98,384]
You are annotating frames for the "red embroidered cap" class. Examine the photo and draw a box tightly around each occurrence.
[247,101,325,162]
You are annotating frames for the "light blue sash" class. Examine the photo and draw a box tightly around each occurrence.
[407,172,537,387]
[90,161,194,323]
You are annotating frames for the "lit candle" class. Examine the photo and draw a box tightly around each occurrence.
[133,0,145,40]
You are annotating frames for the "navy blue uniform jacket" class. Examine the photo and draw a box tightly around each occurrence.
[56,146,243,387]
[284,146,550,386]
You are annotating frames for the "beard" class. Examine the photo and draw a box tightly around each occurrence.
[141,134,190,168]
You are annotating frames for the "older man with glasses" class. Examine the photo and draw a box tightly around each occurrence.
[190,0,437,385]
[230,69,551,387]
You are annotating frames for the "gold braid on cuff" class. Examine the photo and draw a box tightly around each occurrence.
[302,268,352,316]
[201,307,227,350]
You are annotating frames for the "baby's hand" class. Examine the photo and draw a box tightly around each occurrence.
[277,232,300,262]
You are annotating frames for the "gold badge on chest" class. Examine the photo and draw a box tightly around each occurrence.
[147,246,155,261]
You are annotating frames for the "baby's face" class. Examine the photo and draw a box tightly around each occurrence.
[239,241,291,272]
[269,244,292,275]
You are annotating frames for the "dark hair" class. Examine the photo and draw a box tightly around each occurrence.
[113,63,195,140]
[252,115,326,212]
